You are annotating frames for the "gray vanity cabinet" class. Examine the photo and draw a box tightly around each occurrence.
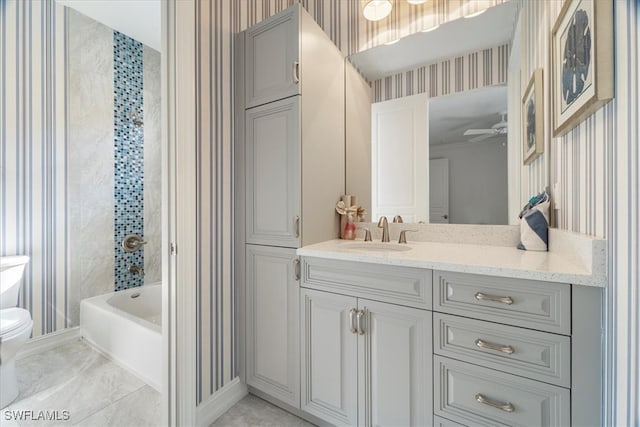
[432,270,602,427]
[245,7,299,108]
[237,3,345,414]
[240,3,345,249]
[245,97,301,248]
[300,261,433,427]
[245,245,300,407]
[300,289,358,426]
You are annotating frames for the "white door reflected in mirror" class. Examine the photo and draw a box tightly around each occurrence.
[371,94,429,223]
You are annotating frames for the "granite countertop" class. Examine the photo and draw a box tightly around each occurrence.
[296,238,606,287]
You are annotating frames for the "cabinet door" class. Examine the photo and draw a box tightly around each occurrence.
[245,6,300,108]
[358,299,432,427]
[246,245,299,407]
[301,289,358,426]
[245,97,301,247]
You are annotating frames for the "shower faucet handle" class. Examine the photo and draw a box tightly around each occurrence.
[128,264,145,279]
[122,234,147,252]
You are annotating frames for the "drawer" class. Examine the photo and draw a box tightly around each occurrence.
[433,271,571,334]
[301,257,431,309]
[434,313,571,387]
[434,356,570,427]
[433,415,467,426]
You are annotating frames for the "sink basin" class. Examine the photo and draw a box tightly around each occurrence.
[342,242,413,253]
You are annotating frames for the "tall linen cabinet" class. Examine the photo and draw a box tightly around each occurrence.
[234,4,345,411]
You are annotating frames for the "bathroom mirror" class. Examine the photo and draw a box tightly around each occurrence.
[345,0,532,225]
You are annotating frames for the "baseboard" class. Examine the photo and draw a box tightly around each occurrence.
[248,386,328,427]
[195,377,247,426]
[17,327,81,360]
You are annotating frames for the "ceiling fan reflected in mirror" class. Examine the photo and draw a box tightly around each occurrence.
[463,112,508,142]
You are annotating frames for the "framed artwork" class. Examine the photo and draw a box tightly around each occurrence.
[551,0,613,137]
[522,69,544,165]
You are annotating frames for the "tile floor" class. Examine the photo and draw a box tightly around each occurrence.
[2,339,313,427]
[2,339,161,426]
[210,395,313,427]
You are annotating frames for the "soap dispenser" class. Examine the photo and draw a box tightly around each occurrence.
[343,212,356,240]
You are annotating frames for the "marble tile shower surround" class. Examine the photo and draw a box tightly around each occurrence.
[113,31,145,291]
[66,10,162,326]
[68,8,115,327]
[143,48,162,285]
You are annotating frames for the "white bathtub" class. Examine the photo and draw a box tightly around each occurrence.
[80,284,162,391]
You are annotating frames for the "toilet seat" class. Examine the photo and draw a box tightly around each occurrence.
[0,308,32,338]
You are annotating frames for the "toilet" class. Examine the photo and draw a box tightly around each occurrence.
[0,256,32,409]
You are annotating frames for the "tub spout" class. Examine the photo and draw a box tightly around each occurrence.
[128,264,145,278]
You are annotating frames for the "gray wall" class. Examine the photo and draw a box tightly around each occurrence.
[430,139,508,225]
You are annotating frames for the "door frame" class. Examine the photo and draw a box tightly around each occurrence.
[162,0,197,425]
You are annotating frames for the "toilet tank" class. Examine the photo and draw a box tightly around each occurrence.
[0,256,30,309]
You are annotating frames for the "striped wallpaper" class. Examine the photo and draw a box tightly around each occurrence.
[0,0,68,337]
[371,44,510,102]
[197,1,638,423]
[194,0,236,403]
[194,0,508,406]
[520,0,639,425]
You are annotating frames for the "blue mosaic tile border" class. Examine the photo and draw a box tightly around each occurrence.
[114,32,144,291]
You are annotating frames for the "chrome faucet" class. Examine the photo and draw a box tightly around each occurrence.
[377,216,390,242]
[398,229,418,244]
[128,264,145,279]
[393,215,403,223]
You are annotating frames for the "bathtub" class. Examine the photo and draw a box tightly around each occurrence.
[80,284,162,391]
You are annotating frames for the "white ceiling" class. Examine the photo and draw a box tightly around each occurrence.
[429,85,508,145]
[56,0,161,51]
[349,1,519,80]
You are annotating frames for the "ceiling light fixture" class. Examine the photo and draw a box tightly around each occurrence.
[407,0,427,4]
[362,0,393,21]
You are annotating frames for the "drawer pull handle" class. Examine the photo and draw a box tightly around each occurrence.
[293,259,301,281]
[356,309,365,335]
[475,338,515,354]
[475,394,515,413]
[294,216,300,238]
[293,61,300,83]
[474,292,513,305]
[349,308,357,334]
